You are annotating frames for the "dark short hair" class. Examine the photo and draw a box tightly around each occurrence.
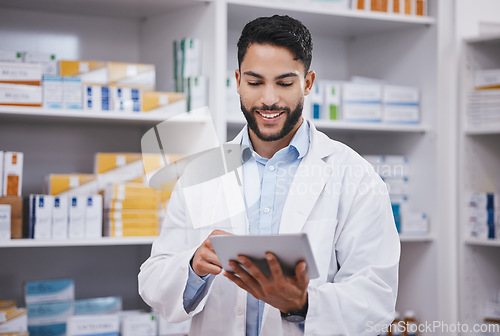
[237,15,313,74]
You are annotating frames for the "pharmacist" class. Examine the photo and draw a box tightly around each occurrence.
[139,15,400,336]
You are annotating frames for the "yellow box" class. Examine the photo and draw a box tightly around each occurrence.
[106,209,159,221]
[0,300,16,309]
[107,197,160,211]
[107,227,159,237]
[142,91,185,112]
[0,308,27,334]
[46,174,96,195]
[59,61,155,90]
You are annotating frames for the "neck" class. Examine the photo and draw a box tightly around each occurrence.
[249,117,303,159]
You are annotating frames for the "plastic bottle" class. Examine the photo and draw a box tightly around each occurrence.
[403,310,418,336]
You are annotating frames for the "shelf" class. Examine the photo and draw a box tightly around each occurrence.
[0,0,207,19]
[227,0,435,38]
[464,34,500,46]
[227,115,428,133]
[0,106,210,125]
[0,236,157,248]
[464,238,500,247]
[465,126,500,135]
[399,235,434,243]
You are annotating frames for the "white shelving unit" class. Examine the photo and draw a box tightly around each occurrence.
[0,0,458,332]
[458,34,500,334]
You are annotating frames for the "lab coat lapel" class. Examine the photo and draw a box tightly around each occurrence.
[279,123,335,234]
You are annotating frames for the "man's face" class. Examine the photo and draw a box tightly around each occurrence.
[235,43,314,142]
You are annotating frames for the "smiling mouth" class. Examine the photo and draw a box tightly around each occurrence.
[257,111,285,119]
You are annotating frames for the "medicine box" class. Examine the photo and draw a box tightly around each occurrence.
[184,76,208,112]
[60,60,155,91]
[401,212,429,235]
[0,50,23,63]
[383,85,420,124]
[0,83,42,107]
[0,204,11,241]
[84,84,112,112]
[142,91,186,113]
[121,313,157,336]
[46,174,96,195]
[64,77,83,109]
[342,83,382,122]
[157,313,191,336]
[1,198,28,239]
[25,278,75,304]
[0,308,28,334]
[0,300,17,309]
[52,196,69,240]
[75,297,122,315]
[310,82,323,119]
[2,152,23,197]
[33,195,54,240]
[111,86,141,113]
[23,51,58,76]
[0,151,3,196]
[322,80,342,121]
[69,196,86,239]
[474,69,500,90]
[42,75,63,109]
[27,301,74,336]
[85,195,103,238]
[67,314,120,336]
[0,62,42,86]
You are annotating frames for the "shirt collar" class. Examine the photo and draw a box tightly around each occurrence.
[240,119,310,161]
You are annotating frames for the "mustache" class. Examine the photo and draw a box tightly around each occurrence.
[251,104,289,112]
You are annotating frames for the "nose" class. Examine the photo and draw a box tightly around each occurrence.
[261,84,279,107]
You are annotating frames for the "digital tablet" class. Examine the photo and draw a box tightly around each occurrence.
[209,233,319,279]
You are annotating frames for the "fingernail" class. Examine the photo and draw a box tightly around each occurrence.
[266,254,273,261]
[237,256,245,264]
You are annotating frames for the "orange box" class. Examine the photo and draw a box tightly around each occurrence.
[0,197,23,239]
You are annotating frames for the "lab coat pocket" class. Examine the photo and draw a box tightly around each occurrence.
[303,218,337,286]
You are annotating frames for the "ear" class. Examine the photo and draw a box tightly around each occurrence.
[303,70,316,96]
[235,69,241,95]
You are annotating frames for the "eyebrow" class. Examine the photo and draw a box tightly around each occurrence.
[243,71,298,80]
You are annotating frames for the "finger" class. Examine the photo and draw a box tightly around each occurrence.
[265,252,284,280]
[230,260,263,295]
[223,271,254,294]
[237,256,267,282]
[295,261,310,289]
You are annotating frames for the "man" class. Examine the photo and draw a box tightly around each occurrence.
[139,15,400,336]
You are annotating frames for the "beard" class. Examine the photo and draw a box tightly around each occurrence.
[240,99,303,142]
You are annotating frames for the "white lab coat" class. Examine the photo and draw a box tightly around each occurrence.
[138,122,400,336]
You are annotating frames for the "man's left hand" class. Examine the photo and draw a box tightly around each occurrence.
[223,252,309,313]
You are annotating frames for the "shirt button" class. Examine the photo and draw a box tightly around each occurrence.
[263,207,270,214]
[269,165,275,171]
[184,297,189,301]
[234,306,244,315]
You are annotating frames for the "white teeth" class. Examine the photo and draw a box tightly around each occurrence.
[259,111,282,119]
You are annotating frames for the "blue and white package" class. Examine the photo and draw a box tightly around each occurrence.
[75,297,122,315]
[25,278,75,304]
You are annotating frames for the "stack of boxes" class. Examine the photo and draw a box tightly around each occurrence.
[469,192,498,240]
[0,151,24,241]
[352,0,428,16]
[363,155,429,235]
[0,300,28,336]
[0,49,186,113]
[468,68,500,128]
[309,80,420,124]
[174,38,208,112]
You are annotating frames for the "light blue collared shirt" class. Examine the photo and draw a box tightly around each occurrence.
[183,120,310,336]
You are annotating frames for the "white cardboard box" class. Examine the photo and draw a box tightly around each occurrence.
[67,314,120,336]
[342,83,382,122]
[69,196,86,239]
[0,83,42,106]
[64,77,83,109]
[121,313,157,336]
[33,195,54,240]
[2,152,23,197]
[383,85,420,123]
[52,196,69,240]
[0,204,11,240]
[0,50,23,63]
[42,75,63,109]
[0,62,42,84]
[85,195,103,238]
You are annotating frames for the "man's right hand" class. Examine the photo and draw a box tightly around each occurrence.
[191,230,231,277]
